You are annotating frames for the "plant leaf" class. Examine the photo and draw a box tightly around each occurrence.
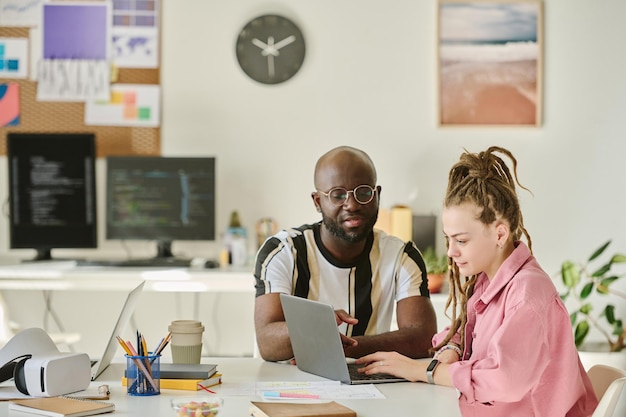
[574,321,590,347]
[589,241,611,262]
[591,262,611,277]
[610,254,626,263]
[603,305,616,324]
[580,303,593,315]
[612,320,623,336]
[580,282,594,299]
[570,312,577,326]
[598,276,618,294]
[561,261,580,288]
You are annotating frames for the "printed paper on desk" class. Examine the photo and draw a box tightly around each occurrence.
[216,381,385,400]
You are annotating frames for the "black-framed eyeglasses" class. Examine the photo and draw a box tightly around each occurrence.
[317,185,378,206]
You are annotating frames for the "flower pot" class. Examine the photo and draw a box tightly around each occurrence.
[577,342,626,371]
[427,273,446,294]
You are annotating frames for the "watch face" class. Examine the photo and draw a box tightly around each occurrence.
[236,14,306,85]
[427,359,440,372]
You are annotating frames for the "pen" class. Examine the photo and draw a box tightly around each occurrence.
[141,334,148,357]
[262,391,321,399]
[116,336,133,355]
[152,336,165,354]
[151,331,171,364]
[140,334,152,375]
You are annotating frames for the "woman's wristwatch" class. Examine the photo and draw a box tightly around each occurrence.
[426,359,440,384]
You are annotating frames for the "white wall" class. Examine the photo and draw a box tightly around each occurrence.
[1,0,626,354]
[161,0,626,273]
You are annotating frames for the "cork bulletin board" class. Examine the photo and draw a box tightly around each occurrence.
[0,1,161,157]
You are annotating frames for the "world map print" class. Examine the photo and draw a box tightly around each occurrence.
[112,32,158,68]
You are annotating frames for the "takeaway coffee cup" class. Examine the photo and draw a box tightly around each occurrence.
[168,320,205,364]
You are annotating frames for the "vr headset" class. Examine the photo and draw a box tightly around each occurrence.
[0,328,91,396]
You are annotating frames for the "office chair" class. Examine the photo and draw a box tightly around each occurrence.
[588,364,626,417]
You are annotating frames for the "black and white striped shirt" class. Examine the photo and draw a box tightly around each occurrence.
[254,222,429,337]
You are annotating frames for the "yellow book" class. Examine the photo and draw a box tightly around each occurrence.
[121,373,222,391]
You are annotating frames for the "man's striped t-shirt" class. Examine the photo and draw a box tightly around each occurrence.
[254,222,429,337]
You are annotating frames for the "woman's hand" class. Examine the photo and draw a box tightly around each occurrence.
[355,351,428,382]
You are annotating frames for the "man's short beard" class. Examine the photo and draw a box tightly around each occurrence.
[321,210,378,244]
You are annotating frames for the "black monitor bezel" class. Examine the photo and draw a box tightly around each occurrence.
[105,156,216,245]
[7,132,98,259]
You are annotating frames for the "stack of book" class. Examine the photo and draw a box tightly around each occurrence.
[122,363,221,391]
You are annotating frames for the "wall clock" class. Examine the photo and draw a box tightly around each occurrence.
[236,14,306,85]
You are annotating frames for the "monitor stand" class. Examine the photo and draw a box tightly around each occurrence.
[155,241,175,259]
[22,248,84,263]
[86,241,192,267]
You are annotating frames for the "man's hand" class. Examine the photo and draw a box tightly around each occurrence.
[334,309,358,326]
[335,309,358,350]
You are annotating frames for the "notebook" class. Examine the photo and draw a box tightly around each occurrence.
[9,396,115,417]
[280,293,405,385]
[90,281,145,380]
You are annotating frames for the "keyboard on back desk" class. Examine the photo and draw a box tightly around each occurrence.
[77,258,192,268]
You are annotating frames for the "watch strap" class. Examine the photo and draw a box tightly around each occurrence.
[426,359,440,384]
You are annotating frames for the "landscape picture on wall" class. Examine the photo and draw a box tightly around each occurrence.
[438,0,542,126]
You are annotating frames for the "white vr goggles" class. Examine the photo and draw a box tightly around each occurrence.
[0,328,91,397]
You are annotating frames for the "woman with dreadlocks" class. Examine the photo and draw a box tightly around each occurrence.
[356,147,597,417]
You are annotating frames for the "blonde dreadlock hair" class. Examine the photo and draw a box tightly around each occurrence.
[431,146,533,355]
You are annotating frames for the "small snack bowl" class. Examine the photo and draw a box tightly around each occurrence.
[171,396,223,417]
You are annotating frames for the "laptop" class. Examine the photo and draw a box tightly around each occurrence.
[90,281,145,380]
[280,293,405,384]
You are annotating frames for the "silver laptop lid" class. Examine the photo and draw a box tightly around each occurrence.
[92,281,145,380]
[280,293,352,383]
[280,293,406,385]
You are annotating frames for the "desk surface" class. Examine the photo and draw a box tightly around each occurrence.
[1,358,461,417]
[0,262,449,302]
[0,262,254,292]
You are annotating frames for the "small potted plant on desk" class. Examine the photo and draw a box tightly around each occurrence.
[559,240,626,369]
[423,247,449,294]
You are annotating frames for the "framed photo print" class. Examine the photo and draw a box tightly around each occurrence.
[438,0,543,126]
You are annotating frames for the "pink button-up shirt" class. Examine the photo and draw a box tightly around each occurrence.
[432,242,598,417]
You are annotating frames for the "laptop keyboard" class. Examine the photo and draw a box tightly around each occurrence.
[348,364,401,381]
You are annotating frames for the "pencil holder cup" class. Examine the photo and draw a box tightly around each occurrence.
[125,353,160,396]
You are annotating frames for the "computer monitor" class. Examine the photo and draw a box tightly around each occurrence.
[7,132,97,261]
[105,156,216,259]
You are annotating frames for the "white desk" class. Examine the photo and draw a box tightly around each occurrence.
[0,262,254,293]
[0,263,257,357]
[0,262,450,358]
[1,358,462,417]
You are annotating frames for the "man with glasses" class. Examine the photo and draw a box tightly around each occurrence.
[254,146,437,362]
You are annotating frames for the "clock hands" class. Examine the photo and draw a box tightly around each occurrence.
[252,35,296,56]
[273,35,296,51]
[251,35,297,78]
[252,38,269,50]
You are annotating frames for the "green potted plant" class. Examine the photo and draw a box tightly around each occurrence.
[559,240,626,353]
[422,246,449,294]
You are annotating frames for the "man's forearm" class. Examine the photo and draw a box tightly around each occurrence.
[256,322,294,361]
[344,326,435,359]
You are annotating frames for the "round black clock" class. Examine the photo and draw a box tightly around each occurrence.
[236,14,306,85]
